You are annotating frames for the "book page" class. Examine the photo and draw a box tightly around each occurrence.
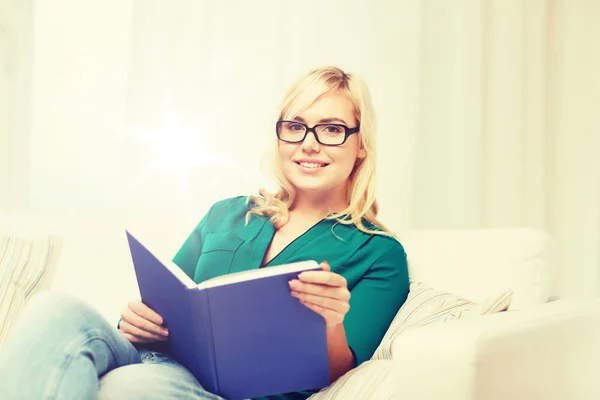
[197,260,320,289]
[164,259,198,289]
[126,230,199,289]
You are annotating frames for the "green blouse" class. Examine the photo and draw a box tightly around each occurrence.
[172,196,409,400]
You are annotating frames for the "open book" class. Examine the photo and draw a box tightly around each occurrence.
[125,231,330,400]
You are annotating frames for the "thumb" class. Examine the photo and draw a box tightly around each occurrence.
[320,261,331,272]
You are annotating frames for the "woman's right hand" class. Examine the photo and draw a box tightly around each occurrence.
[119,300,169,344]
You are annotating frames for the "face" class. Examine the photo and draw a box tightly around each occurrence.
[278,92,366,199]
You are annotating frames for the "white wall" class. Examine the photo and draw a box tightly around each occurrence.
[547,0,600,297]
[28,0,133,216]
[23,0,420,235]
[412,0,600,299]
[0,0,32,212]
[0,16,8,210]
[5,0,599,297]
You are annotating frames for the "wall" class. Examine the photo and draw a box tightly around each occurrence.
[0,0,32,213]
[22,0,421,236]
[5,0,599,298]
[413,0,600,298]
[28,0,133,216]
[547,0,600,297]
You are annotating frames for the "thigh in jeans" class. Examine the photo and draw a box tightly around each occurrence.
[98,349,225,400]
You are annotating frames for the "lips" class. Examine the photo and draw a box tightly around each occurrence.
[296,162,327,169]
[294,159,330,169]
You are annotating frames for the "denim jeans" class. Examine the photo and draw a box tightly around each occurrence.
[0,290,226,400]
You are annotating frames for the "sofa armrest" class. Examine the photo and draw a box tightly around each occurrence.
[388,299,600,400]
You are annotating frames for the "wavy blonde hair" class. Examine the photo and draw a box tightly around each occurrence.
[247,66,393,237]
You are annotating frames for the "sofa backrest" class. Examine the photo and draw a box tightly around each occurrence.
[1,215,558,320]
[398,227,558,310]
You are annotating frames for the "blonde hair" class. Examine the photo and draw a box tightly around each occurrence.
[247,66,393,237]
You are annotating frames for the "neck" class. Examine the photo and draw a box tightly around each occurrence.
[291,187,348,220]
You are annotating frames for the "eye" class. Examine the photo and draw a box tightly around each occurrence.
[283,122,304,132]
[322,125,344,134]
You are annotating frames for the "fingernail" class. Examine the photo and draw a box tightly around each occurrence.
[161,328,169,336]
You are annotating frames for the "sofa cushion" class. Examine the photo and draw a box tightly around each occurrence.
[399,228,556,310]
[0,235,62,348]
[371,280,513,360]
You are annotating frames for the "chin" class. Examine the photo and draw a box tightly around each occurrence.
[289,179,329,193]
[287,175,344,195]
[282,165,348,195]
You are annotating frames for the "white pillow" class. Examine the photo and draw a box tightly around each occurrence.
[0,235,62,349]
[401,228,556,310]
[372,280,513,360]
[307,281,512,398]
[308,360,400,400]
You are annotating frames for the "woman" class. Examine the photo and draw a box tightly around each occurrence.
[0,66,409,400]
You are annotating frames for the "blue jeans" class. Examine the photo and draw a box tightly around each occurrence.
[0,291,226,400]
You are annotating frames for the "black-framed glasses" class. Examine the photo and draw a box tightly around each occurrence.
[276,120,360,146]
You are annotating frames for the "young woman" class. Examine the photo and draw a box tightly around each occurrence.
[0,66,409,400]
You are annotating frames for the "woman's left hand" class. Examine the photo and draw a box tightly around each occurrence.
[289,261,351,327]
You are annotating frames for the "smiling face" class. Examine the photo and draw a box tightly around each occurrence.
[278,92,366,202]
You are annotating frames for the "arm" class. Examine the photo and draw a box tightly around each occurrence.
[325,322,355,382]
[290,243,409,381]
[343,244,409,366]
[290,262,355,382]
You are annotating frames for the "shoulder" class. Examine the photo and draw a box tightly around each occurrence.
[361,234,409,289]
[335,219,407,261]
[194,195,253,233]
[350,226,408,278]
[332,220,407,272]
[364,234,408,279]
[367,234,407,261]
[205,195,250,217]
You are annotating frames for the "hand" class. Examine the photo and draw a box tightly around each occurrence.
[289,261,351,327]
[119,300,169,344]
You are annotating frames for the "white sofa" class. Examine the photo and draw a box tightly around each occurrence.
[2,215,600,399]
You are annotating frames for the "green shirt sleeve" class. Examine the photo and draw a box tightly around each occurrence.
[343,243,409,366]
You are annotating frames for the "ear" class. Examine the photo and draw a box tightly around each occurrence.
[357,147,367,159]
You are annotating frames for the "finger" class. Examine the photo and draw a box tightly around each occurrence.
[289,280,350,301]
[297,271,347,287]
[128,301,164,326]
[122,333,157,344]
[121,308,168,337]
[120,319,167,342]
[120,320,167,342]
[291,290,350,314]
[299,299,344,326]
[320,261,331,272]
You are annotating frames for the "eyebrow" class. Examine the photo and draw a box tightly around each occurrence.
[292,116,349,125]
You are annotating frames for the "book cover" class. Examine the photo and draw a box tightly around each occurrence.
[125,231,330,400]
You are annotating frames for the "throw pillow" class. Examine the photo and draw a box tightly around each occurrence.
[0,235,62,349]
[371,280,513,360]
[307,360,399,400]
[307,281,512,399]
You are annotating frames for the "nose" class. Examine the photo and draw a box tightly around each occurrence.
[300,130,321,153]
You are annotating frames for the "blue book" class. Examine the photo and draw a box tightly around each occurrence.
[125,231,330,400]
